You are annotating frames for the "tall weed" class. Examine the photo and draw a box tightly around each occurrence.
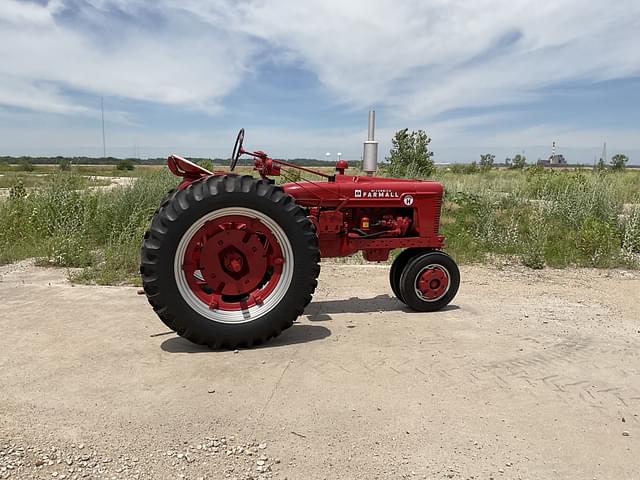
[0,170,176,282]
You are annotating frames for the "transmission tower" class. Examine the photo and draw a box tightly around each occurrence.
[101,96,106,158]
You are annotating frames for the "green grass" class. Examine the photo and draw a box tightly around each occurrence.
[434,168,640,269]
[0,162,164,178]
[0,170,176,284]
[0,167,638,286]
[0,171,112,189]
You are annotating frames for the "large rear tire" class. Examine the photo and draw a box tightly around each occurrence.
[140,175,320,348]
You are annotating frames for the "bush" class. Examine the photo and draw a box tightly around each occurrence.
[116,159,135,171]
[622,207,640,265]
[18,159,34,172]
[510,154,526,170]
[519,209,546,269]
[576,217,619,266]
[610,153,628,171]
[45,234,94,267]
[58,158,71,171]
[0,170,176,282]
[463,162,479,174]
[197,159,215,172]
[450,163,479,174]
[284,167,302,182]
[9,180,27,200]
[479,154,495,172]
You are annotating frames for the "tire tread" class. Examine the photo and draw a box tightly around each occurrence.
[140,175,320,348]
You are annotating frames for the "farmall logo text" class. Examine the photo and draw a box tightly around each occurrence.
[354,189,399,199]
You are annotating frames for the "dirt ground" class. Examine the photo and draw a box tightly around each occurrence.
[1,261,639,480]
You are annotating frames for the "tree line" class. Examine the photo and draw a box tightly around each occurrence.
[385,130,631,175]
[0,156,362,172]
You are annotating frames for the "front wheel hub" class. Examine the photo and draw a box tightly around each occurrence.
[415,265,450,301]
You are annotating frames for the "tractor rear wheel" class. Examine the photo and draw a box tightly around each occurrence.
[398,251,459,312]
[140,175,320,348]
[389,248,431,303]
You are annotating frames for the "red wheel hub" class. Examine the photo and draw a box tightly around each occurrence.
[224,252,244,273]
[182,215,284,311]
[416,266,449,300]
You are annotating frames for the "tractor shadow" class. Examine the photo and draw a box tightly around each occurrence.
[160,323,331,353]
[305,294,459,321]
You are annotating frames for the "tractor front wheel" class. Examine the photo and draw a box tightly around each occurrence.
[389,248,431,303]
[140,175,320,348]
[398,251,460,312]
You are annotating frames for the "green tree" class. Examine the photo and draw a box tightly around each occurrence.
[511,154,526,170]
[595,157,606,172]
[610,153,628,171]
[479,153,495,171]
[385,128,434,178]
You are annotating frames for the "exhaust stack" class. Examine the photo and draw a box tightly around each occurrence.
[363,110,378,176]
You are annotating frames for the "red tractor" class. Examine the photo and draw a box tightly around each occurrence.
[140,113,459,348]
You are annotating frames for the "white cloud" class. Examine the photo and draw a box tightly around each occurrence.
[235,0,640,117]
[0,0,254,115]
[2,0,639,117]
[0,0,639,158]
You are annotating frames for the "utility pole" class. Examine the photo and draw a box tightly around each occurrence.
[101,96,106,158]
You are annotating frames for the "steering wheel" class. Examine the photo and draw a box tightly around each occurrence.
[230,128,245,171]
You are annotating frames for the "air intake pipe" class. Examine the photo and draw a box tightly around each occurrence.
[362,110,378,176]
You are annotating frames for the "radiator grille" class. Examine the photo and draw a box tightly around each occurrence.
[433,198,442,234]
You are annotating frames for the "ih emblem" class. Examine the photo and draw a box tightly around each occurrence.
[403,195,414,206]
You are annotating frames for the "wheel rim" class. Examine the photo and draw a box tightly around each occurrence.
[174,207,294,324]
[414,264,450,302]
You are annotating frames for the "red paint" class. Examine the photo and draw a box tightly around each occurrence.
[181,214,283,311]
[416,266,450,300]
[168,145,446,262]
[335,159,349,174]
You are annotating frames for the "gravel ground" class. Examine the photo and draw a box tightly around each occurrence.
[0,437,278,480]
[0,261,639,479]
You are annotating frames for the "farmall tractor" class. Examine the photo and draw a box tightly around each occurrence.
[140,112,459,348]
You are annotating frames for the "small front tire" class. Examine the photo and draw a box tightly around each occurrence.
[389,248,430,303]
[398,251,460,312]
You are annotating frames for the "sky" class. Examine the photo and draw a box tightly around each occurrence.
[1,0,639,164]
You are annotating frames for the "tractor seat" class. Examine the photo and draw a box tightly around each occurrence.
[167,155,214,178]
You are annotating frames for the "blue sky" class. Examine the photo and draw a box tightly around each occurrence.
[1,0,639,164]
